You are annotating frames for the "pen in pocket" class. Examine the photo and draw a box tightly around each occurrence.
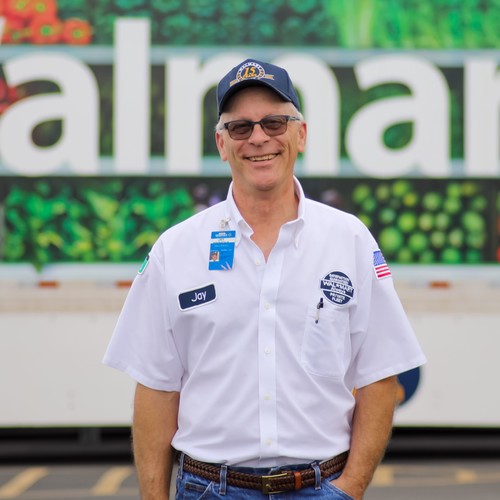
[315,297,324,324]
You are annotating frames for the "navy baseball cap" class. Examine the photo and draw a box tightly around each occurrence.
[217,59,300,117]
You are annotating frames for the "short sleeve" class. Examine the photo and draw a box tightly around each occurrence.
[102,244,184,391]
[346,234,426,389]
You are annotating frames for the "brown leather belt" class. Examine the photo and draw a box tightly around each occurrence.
[182,451,349,495]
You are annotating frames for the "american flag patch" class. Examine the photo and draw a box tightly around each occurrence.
[373,250,391,279]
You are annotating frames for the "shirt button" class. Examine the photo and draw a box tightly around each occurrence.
[264,347,271,355]
[265,439,273,446]
[264,303,270,310]
[255,259,261,266]
[264,394,271,400]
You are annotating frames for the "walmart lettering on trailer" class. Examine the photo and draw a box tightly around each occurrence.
[0,19,499,178]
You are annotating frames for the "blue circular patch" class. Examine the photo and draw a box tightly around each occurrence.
[397,367,421,406]
[320,271,354,305]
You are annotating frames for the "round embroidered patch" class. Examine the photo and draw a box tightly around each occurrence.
[320,271,354,305]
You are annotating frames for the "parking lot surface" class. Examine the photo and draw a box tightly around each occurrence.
[1,459,500,499]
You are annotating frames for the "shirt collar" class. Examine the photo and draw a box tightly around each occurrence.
[224,177,306,248]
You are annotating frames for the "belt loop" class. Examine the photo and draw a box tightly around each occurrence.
[311,462,322,490]
[219,465,228,496]
[293,471,302,490]
[178,452,185,480]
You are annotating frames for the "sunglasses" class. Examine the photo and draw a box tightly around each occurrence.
[222,115,301,140]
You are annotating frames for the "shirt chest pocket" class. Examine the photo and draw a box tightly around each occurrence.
[300,305,351,380]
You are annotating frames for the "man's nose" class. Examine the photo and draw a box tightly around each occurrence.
[248,123,270,143]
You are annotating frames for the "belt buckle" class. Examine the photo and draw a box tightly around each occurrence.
[261,472,288,495]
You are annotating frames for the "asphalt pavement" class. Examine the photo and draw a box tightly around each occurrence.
[1,459,500,499]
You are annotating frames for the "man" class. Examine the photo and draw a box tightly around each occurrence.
[103,58,426,499]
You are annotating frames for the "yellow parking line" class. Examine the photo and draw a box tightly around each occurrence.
[0,467,49,498]
[372,465,395,486]
[456,468,478,484]
[91,466,134,496]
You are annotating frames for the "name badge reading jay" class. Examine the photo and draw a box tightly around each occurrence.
[178,284,216,310]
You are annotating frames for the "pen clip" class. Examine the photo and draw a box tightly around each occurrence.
[315,297,324,324]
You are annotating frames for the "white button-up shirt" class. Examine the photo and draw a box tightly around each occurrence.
[103,178,426,467]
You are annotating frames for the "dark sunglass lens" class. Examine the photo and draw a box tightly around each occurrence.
[262,116,286,130]
[228,121,252,138]
[262,116,287,135]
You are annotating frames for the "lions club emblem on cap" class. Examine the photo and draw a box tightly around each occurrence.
[230,61,275,87]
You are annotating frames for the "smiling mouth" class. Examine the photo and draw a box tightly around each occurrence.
[246,153,278,162]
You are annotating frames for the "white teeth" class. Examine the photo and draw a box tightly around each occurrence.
[248,154,277,162]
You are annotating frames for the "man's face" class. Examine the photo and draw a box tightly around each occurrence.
[216,87,306,196]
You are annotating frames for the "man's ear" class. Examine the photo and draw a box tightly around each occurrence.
[298,121,307,153]
[215,130,228,161]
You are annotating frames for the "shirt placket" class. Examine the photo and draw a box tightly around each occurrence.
[256,226,293,461]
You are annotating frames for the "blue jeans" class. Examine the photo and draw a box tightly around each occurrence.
[175,454,354,499]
